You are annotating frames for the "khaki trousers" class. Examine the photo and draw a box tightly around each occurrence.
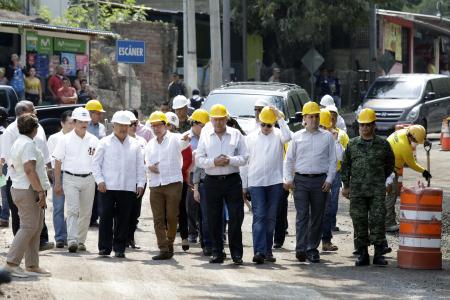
[7,186,44,268]
[150,182,182,252]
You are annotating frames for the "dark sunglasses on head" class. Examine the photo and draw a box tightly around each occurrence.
[260,123,273,128]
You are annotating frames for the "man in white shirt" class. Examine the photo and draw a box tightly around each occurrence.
[241,106,291,264]
[1,100,54,251]
[92,111,145,259]
[195,104,249,265]
[47,110,74,248]
[284,101,337,263]
[53,107,98,253]
[145,111,189,260]
[320,94,346,132]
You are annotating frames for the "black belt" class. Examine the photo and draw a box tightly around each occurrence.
[295,173,326,178]
[64,171,92,178]
[206,173,239,180]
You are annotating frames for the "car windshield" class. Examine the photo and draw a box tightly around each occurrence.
[203,93,284,117]
[366,80,423,99]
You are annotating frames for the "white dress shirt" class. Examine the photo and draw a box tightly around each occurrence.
[47,130,65,168]
[53,130,98,174]
[144,131,189,188]
[284,128,337,184]
[9,135,50,190]
[195,126,248,176]
[92,134,146,192]
[337,115,347,132]
[241,119,292,188]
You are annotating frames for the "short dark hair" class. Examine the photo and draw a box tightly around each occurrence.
[60,110,72,123]
[192,89,200,95]
[128,108,139,119]
[17,113,39,135]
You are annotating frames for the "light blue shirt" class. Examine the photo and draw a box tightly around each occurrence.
[87,121,106,139]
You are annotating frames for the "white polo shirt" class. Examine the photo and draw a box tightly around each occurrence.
[52,129,98,175]
[47,130,67,169]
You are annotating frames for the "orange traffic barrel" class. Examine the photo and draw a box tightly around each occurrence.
[441,117,450,151]
[398,186,443,269]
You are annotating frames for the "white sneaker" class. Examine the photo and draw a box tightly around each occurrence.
[25,267,51,277]
[4,265,29,278]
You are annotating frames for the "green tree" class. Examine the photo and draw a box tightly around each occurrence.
[0,0,22,11]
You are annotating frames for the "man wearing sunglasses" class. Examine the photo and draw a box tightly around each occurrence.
[384,125,431,233]
[284,101,336,264]
[341,108,395,266]
[241,106,292,264]
[252,99,270,132]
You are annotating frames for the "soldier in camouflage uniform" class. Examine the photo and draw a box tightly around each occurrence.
[341,108,394,266]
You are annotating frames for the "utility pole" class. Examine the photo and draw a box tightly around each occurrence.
[209,0,223,91]
[222,0,231,82]
[368,2,377,75]
[94,0,99,30]
[242,0,247,81]
[183,0,198,95]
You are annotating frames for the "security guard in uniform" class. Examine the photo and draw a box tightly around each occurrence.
[385,125,431,232]
[341,108,394,266]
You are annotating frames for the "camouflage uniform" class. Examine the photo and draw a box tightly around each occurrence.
[341,136,394,248]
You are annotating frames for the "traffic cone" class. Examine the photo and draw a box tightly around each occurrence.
[441,117,450,151]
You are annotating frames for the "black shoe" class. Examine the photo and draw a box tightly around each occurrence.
[115,252,125,258]
[296,251,307,262]
[202,248,212,256]
[68,243,78,253]
[55,240,65,248]
[252,253,265,264]
[152,251,173,260]
[232,256,243,265]
[273,243,282,249]
[129,240,140,249]
[355,247,370,266]
[353,249,361,256]
[99,249,111,256]
[90,221,99,227]
[332,226,340,232]
[209,255,224,264]
[373,245,388,266]
[265,254,276,263]
[307,251,320,263]
[181,239,189,251]
[39,242,54,251]
[168,245,174,254]
[381,241,392,255]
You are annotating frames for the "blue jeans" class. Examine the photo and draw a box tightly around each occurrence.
[322,171,341,242]
[53,174,67,242]
[249,184,283,255]
[199,182,212,249]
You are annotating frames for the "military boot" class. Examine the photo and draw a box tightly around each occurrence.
[355,247,370,266]
[373,245,388,266]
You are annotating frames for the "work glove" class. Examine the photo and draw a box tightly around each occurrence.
[422,170,432,181]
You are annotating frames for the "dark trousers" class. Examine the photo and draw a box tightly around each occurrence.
[187,177,200,239]
[322,171,341,242]
[274,189,289,246]
[127,184,145,243]
[98,190,133,253]
[6,177,49,244]
[293,174,328,253]
[178,182,189,240]
[90,185,100,225]
[198,182,212,249]
[204,173,244,258]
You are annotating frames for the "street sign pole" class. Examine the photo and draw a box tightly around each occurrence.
[128,64,132,108]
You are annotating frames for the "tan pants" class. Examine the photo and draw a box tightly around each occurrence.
[7,187,44,268]
[150,182,182,252]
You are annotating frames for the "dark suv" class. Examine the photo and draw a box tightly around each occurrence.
[203,82,310,133]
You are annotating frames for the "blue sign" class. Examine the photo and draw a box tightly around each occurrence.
[116,40,146,64]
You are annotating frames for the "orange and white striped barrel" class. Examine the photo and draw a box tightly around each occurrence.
[398,186,443,269]
[441,117,450,151]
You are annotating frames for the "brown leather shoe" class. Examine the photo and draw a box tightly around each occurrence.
[322,242,338,251]
[0,220,9,227]
[152,251,173,260]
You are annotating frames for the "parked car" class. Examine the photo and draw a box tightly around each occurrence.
[0,85,83,136]
[202,82,310,134]
[354,74,450,136]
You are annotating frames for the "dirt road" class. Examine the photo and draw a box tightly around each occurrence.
[0,140,449,299]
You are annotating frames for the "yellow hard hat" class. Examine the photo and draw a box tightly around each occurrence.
[357,108,377,124]
[408,124,426,144]
[148,111,168,124]
[319,109,332,129]
[209,104,228,118]
[190,109,210,124]
[302,101,321,115]
[85,99,105,112]
[259,106,277,124]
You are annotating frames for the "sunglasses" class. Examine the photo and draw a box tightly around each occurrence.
[260,123,273,128]
[191,121,204,127]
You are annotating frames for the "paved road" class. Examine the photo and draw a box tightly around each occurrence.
[0,141,449,299]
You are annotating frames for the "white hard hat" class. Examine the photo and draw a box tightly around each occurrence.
[111,110,131,125]
[254,99,269,107]
[165,112,179,128]
[123,110,138,122]
[320,94,335,107]
[326,104,339,114]
[172,95,189,110]
[71,107,91,122]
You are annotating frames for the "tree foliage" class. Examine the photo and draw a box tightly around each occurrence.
[0,0,22,11]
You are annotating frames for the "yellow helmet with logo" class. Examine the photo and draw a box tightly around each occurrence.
[209,104,228,118]
[259,106,277,124]
[408,124,426,144]
[357,108,377,124]
[85,99,105,112]
[319,109,332,129]
[190,109,210,124]
[148,111,168,124]
[302,101,321,115]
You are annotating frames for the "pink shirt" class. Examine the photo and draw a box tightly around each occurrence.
[136,123,153,142]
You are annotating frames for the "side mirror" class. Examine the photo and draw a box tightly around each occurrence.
[424,92,436,101]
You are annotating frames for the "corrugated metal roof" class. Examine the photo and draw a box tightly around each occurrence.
[0,19,116,37]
